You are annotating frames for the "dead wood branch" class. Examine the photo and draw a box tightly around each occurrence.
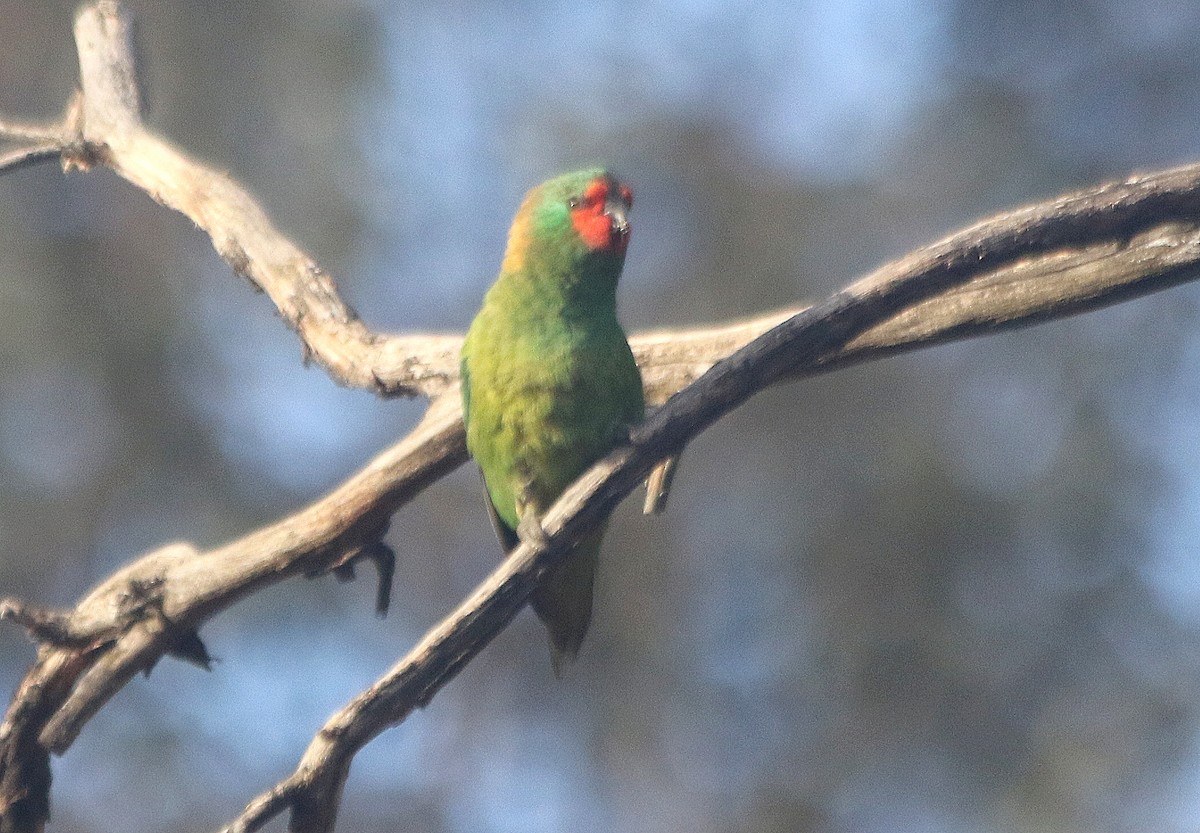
[221,161,1200,833]
[4,2,1200,832]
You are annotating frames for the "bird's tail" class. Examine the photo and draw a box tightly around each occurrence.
[531,526,605,676]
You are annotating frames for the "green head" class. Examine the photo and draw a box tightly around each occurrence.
[499,169,634,293]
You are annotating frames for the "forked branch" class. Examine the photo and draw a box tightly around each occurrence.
[4,3,1200,833]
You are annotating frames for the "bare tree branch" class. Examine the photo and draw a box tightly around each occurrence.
[0,117,65,144]
[4,2,1200,832]
[221,161,1200,833]
[0,396,466,832]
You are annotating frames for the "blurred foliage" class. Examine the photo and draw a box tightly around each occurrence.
[4,1,1200,832]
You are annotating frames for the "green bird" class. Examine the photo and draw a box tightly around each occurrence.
[460,169,644,673]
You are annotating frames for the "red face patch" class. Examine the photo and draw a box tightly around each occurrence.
[570,178,632,255]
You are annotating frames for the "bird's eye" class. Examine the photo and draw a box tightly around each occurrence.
[568,196,581,210]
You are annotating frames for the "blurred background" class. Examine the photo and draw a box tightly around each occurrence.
[3,1,1200,831]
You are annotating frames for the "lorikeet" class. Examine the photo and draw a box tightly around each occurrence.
[460,169,644,673]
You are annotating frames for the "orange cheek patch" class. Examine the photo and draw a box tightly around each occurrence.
[572,210,614,250]
[570,179,619,251]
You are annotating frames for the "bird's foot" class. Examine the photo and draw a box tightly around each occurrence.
[515,484,550,548]
[517,513,551,549]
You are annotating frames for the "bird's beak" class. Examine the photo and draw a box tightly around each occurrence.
[605,200,630,241]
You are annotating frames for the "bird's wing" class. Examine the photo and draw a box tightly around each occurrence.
[462,350,519,554]
[480,469,520,554]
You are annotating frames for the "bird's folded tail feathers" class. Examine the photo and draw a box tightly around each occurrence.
[531,527,605,677]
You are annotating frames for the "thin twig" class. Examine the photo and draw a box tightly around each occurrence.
[0,118,63,143]
[0,144,62,174]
